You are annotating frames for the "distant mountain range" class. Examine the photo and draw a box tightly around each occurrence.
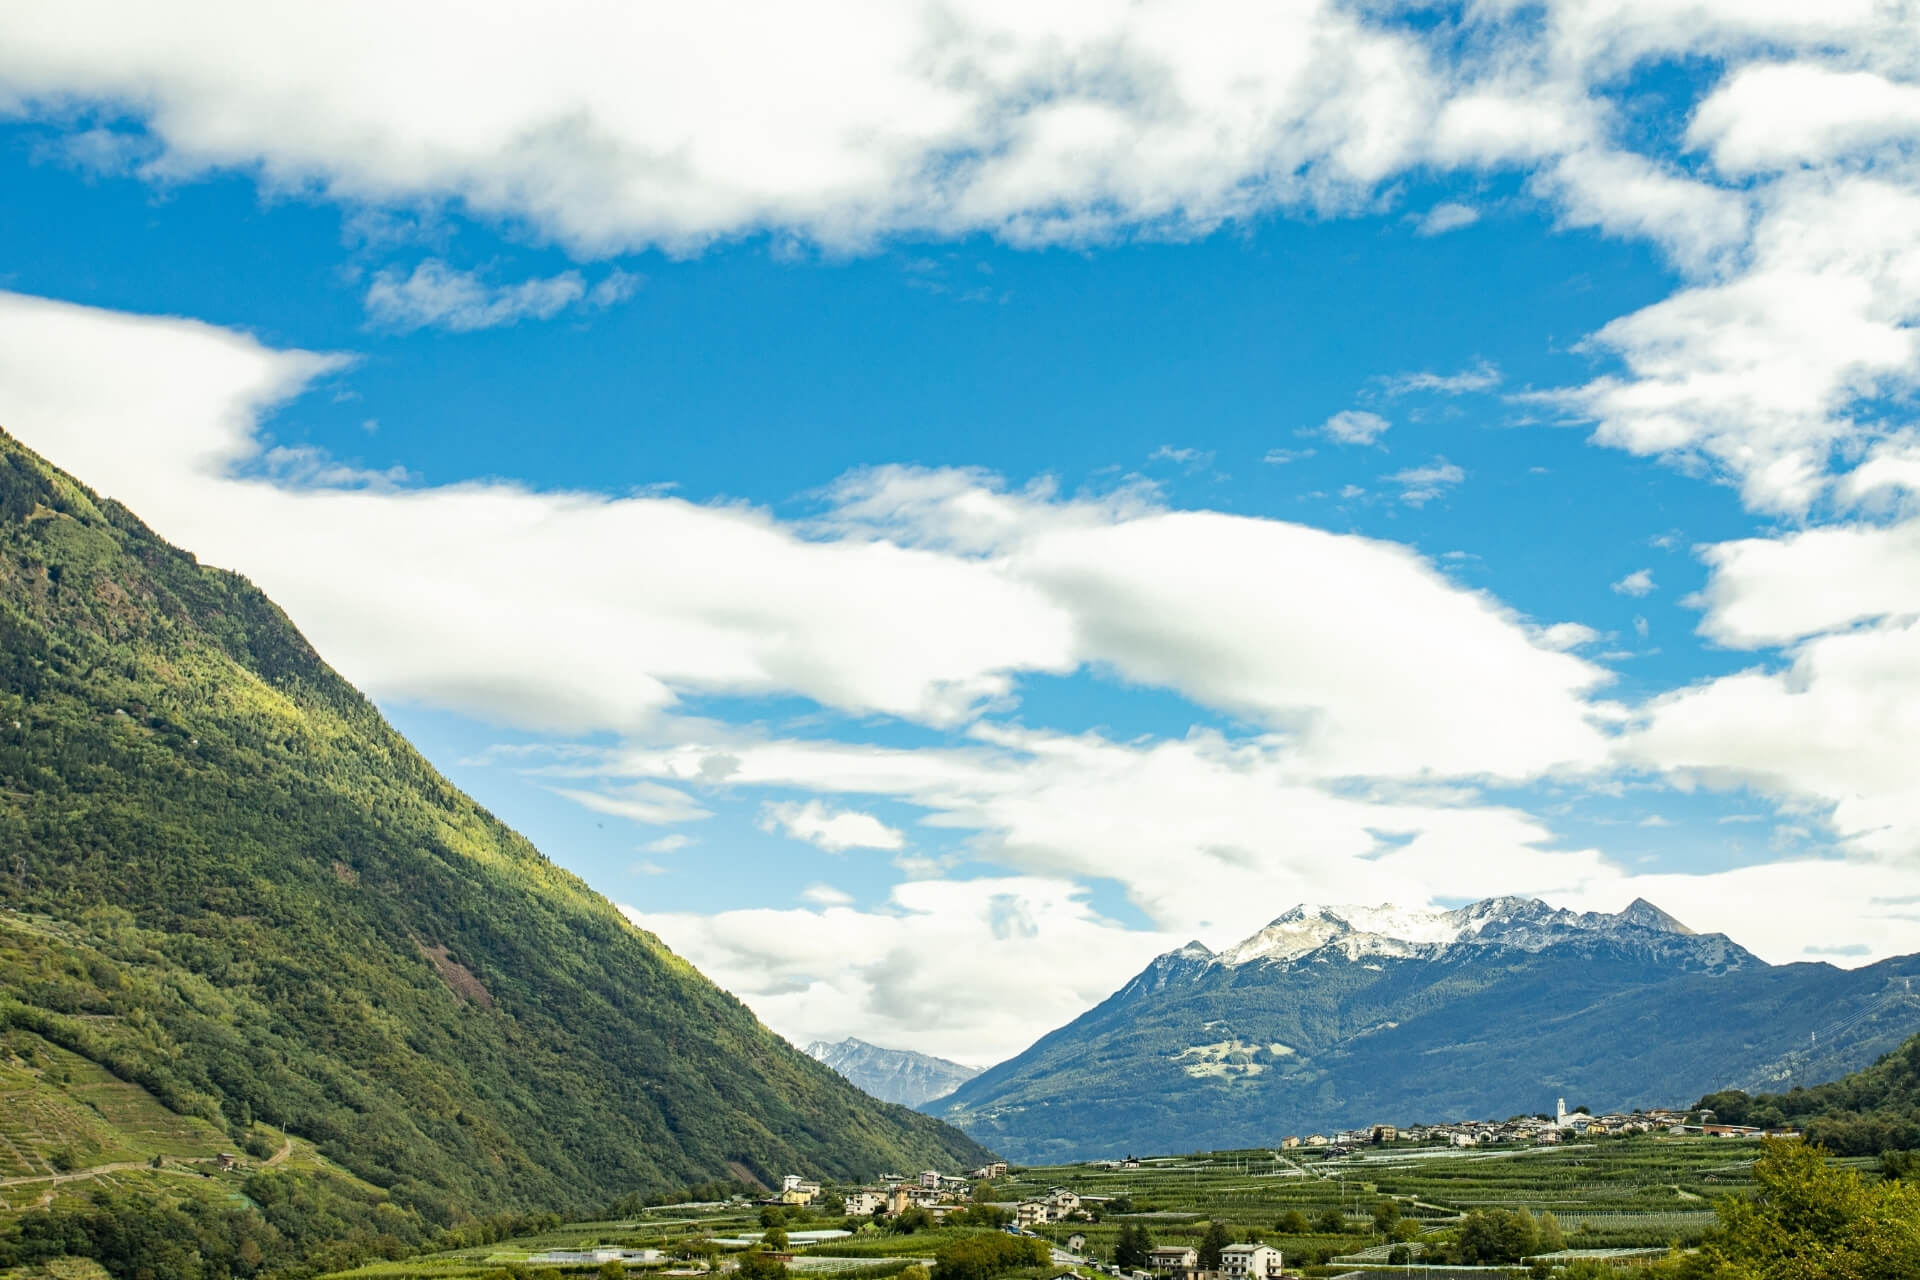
[807,1037,982,1107]
[931,896,1920,1162]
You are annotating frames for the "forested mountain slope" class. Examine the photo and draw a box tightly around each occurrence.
[0,428,989,1226]
[1698,1028,1920,1154]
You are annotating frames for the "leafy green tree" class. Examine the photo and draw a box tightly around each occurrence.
[763,1228,789,1251]
[600,1262,626,1280]
[1314,1207,1347,1234]
[1662,1138,1920,1279]
[1275,1210,1309,1235]
[1371,1200,1400,1234]
[1536,1211,1565,1253]
[931,1233,1047,1280]
[737,1251,788,1280]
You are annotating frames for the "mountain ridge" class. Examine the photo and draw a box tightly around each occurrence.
[935,895,1920,1161]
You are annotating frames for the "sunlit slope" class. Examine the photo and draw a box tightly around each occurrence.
[0,428,989,1220]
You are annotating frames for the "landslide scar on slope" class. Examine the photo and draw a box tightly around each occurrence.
[416,941,494,1008]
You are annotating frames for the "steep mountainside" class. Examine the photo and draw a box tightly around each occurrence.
[805,1038,981,1107]
[0,430,990,1221]
[933,898,1920,1161]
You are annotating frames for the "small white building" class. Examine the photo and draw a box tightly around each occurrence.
[1067,1234,1088,1254]
[1017,1201,1050,1228]
[1047,1188,1082,1219]
[1219,1244,1284,1280]
[920,1169,944,1189]
[844,1190,885,1216]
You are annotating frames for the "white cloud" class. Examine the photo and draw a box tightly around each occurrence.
[1379,360,1501,396]
[1611,568,1656,596]
[799,884,854,907]
[1415,201,1479,236]
[1262,447,1314,464]
[1319,409,1391,445]
[644,833,694,853]
[626,877,1179,1064]
[1386,457,1465,506]
[763,800,906,852]
[1538,621,1602,651]
[1690,64,1920,176]
[364,259,636,332]
[554,781,709,825]
[0,1,1449,254]
[597,722,1617,943]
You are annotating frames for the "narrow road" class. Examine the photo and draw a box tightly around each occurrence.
[265,1138,292,1167]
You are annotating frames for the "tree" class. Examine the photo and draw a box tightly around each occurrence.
[1536,1211,1565,1253]
[932,1234,1048,1280]
[1455,1210,1536,1264]
[1670,1138,1920,1280]
[1371,1200,1401,1234]
[1114,1222,1155,1270]
[1314,1207,1347,1234]
[1275,1210,1309,1235]
[1386,1246,1411,1265]
[600,1262,626,1280]
[736,1251,787,1280]
[760,1208,786,1229]
[1198,1221,1232,1270]
[763,1228,789,1251]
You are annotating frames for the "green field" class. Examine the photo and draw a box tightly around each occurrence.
[310,1132,1868,1280]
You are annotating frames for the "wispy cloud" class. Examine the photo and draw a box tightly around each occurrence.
[1379,360,1502,397]
[1415,202,1480,237]
[365,260,640,332]
[1386,457,1465,505]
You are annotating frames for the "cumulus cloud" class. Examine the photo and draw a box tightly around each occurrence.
[1611,568,1656,596]
[762,800,906,852]
[1319,409,1391,445]
[364,260,638,332]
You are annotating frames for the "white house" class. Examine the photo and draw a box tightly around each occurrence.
[1017,1201,1050,1229]
[844,1190,885,1216]
[1219,1244,1284,1280]
[920,1170,944,1189]
[1067,1234,1088,1254]
[1047,1188,1082,1219]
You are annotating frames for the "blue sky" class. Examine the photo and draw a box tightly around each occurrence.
[3,1,1919,1063]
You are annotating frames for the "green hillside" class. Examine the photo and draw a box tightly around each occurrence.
[0,429,988,1257]
[1697,1031,1920,1154]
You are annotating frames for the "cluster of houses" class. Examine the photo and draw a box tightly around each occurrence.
[1276,1098,1797,1152]
[820,1162,1016,1221]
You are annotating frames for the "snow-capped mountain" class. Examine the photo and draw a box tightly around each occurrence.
[1212,896,1699,967]
[805,1037,982,1108]
[935,895,1920,1162]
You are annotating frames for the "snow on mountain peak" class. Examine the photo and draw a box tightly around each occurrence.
[1209,896,1695,967]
